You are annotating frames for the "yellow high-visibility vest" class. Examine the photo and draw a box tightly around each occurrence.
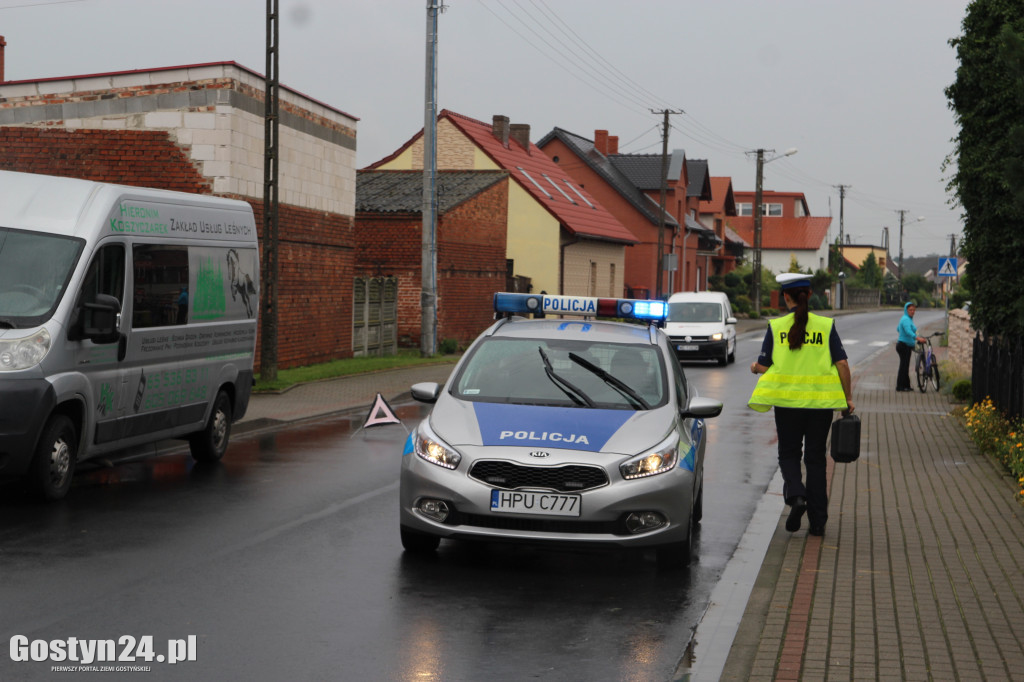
[748,313,847,412]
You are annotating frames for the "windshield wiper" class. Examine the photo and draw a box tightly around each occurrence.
[537,347,595,408]
[568,352,651,410]
[0,318,15,329]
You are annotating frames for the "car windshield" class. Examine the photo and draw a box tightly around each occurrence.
[0,227,84,327]
[667,301,722,323]
[453,337,667,410]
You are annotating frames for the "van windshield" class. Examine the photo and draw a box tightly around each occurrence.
[667,301,722,323]
[0,227,84,327]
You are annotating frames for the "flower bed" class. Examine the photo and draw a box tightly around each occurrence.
[961,397,1024,501]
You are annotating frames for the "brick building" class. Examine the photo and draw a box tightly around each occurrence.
[356,170,509,349]
[367,111,637,299]
[0,50,357,369]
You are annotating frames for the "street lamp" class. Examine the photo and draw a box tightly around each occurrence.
[897,212,925,291]
[751,147,797,317]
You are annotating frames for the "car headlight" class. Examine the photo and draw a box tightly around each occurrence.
[620,433,679,479]
[414,422,462,470]
[711,332,723,341]
[0,329,51,371]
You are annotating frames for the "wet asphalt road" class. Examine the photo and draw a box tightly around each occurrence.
[0,309,942,681]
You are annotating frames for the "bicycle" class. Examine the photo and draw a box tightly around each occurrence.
[914,331,943,393]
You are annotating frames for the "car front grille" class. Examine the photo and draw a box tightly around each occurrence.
[469,461,609,492]
[448,510,624,535]
[669,335,711,343]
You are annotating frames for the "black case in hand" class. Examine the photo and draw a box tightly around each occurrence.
[830,412,861,463]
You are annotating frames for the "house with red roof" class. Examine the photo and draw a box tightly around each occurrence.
[537,128,722,298]
[366,111,637,298]
[698,176,748,277]
[727,190,832,275]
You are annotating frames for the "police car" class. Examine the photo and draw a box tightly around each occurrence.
[399,293,723,565]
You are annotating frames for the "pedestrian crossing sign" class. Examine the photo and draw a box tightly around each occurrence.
[938,257,958,277]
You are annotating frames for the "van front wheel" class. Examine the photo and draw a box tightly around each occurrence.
[29,415,77,501]
[189,390,232,463]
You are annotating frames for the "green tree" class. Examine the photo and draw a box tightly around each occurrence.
[946,0,1024,336]
[853,252,884,289]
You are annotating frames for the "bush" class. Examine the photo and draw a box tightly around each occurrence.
[952,379,972,402]
[961,397,1024,502]
[439,338,459,355]
[734,295,752,315]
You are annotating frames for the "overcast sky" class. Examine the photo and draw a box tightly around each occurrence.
[1,0,969,259]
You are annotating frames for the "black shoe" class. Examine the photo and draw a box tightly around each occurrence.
[786,497,807,532]
[897,388,913,392]
[809,524,825,537]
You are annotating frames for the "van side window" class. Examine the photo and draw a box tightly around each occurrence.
[81,244,126,306]
[133,245,189,328]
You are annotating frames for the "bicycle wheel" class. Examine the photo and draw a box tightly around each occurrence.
[930,362,941,392]
[915,353,926,392]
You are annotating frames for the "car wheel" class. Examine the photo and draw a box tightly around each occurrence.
[29,414,77,501]
[657,510,694,568]
[692,482,704,524]
[189,390,232,463]
[401,525,441,553]
[727,341,736,364]
[717,346,728,367]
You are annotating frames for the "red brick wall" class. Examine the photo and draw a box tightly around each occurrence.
[355,176,508,349]
[0,127,355,369]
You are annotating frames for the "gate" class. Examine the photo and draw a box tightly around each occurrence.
[353,276,398,357]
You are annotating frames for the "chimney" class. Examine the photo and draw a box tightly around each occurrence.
[492,115,510,146]
[0,36,6,83]
[594,130,609,155]
[509,123,531,151]
[608,136,619,155]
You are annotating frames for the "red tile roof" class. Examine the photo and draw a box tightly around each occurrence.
[725,216,832,251]
[368,110,637,244]
[700,177,736,215]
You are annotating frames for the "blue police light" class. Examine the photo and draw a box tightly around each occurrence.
[493,293,666,322]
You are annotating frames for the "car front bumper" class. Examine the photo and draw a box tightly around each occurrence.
[399,448,696,549]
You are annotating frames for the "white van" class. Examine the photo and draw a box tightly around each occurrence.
[0,170,259,499]
[665,291,737,366]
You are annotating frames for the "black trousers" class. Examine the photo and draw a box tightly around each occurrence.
[896,341,914,390]
[774,406,834,527]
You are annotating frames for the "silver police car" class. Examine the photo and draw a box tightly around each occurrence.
[399,293,723,565]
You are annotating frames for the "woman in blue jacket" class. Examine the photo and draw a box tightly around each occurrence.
[896,302,925,392]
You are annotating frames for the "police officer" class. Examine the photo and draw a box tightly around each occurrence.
[748,273,854,537]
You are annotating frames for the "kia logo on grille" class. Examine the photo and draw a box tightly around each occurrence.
[528,451,550,458]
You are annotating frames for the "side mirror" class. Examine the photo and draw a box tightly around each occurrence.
[411,382,442,404]
[726,316,737,325]
[82,294,121,344]
[681,396,723,419]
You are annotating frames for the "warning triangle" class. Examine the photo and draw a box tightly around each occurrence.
[939,259,957,276]
[362,393,402,428]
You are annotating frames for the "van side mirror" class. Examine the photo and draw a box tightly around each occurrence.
[726,316,737,325]
[82,294,121,344]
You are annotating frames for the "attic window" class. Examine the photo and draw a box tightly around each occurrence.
[563,180,595,209]
[543,174,576,204]
[517,167,552,199]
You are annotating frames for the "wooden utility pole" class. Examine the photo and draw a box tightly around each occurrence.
[651,109,681,299]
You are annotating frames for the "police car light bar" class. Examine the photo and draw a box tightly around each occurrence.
[493,293,666,321]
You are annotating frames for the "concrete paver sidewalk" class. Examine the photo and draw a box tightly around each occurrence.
[720,335,1024,681]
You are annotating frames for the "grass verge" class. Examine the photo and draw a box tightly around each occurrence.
[253,350,458,393]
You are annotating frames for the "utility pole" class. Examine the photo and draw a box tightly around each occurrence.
[651,109,681,299]
[421,0,443,357]
[834,184,850,309]
[896,209,908,288]
[259,0,280,381]
[753,149,766,317]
